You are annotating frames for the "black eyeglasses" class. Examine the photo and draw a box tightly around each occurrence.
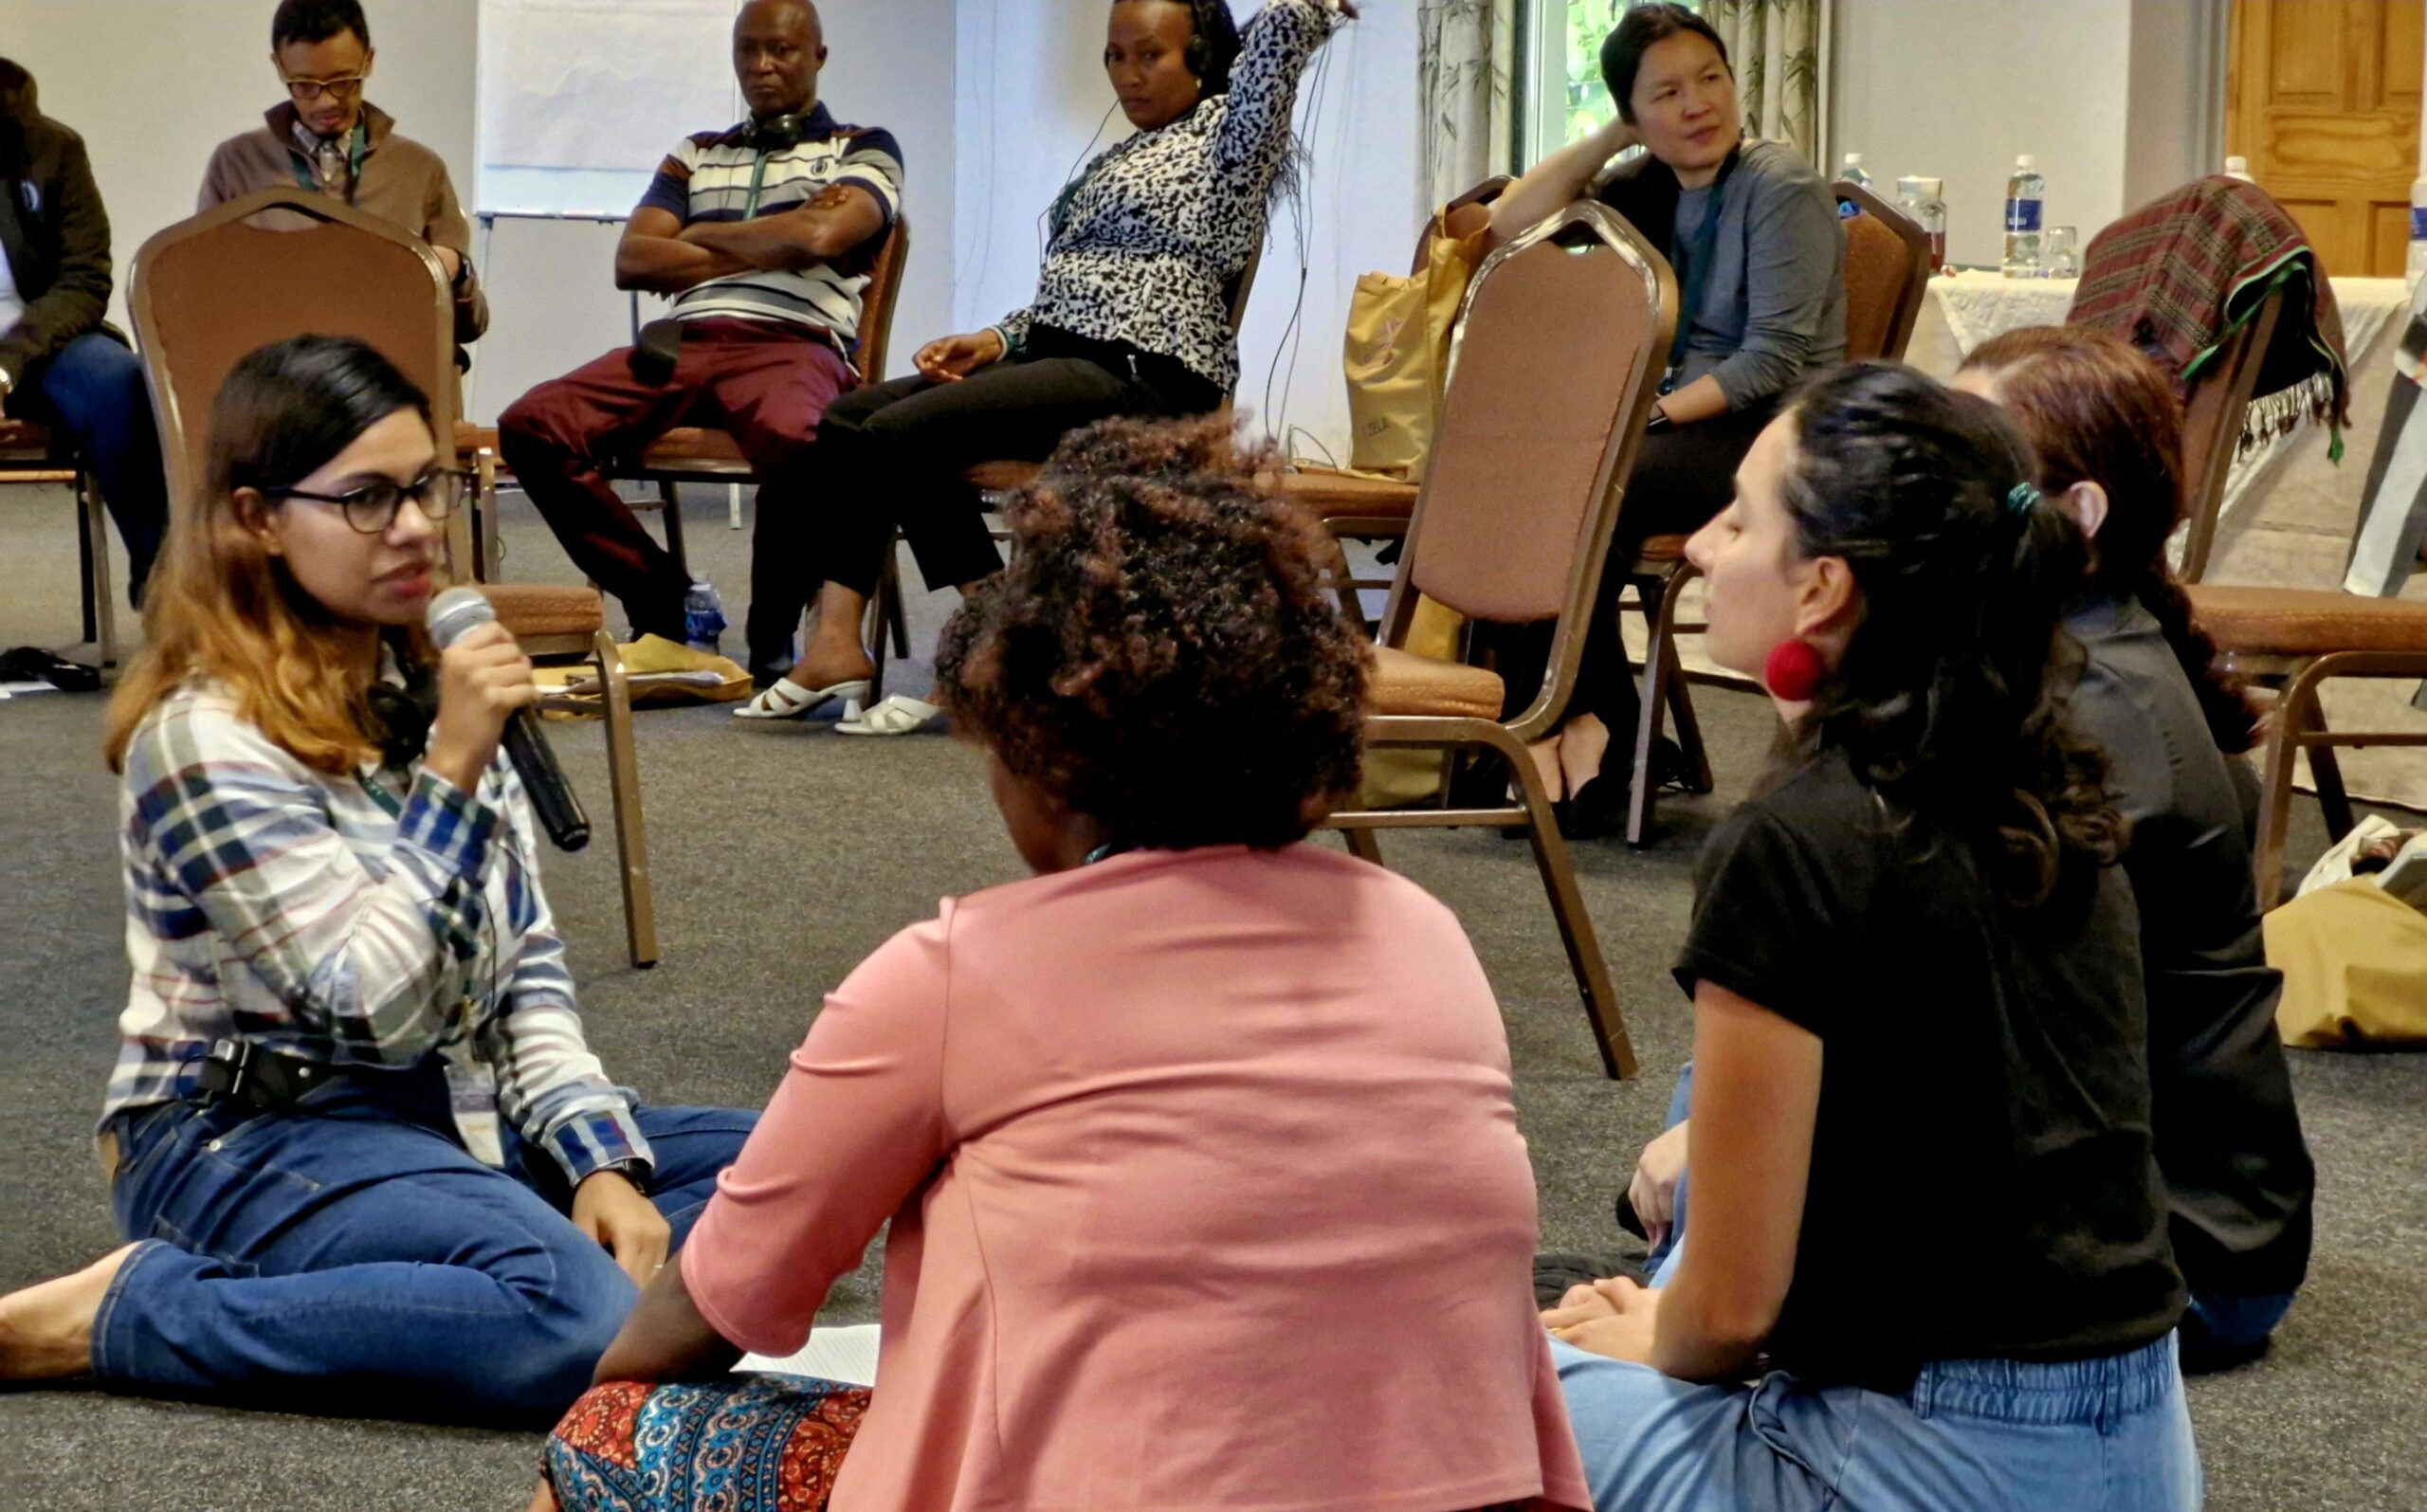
[265,468,466,535]
[282,73,367,103]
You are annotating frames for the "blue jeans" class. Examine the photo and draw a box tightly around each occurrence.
[94,1067,754,1425]
[1554,1333,2200,1512]
[22,332,169,602]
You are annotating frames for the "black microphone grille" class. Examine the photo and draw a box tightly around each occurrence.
[425,586,497,649]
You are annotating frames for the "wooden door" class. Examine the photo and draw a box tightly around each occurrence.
[2226,0,2423,278]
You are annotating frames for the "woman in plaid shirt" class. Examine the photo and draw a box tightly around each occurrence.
[0,336,752,1423]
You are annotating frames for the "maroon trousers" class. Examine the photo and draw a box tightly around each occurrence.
[498,319,852,669]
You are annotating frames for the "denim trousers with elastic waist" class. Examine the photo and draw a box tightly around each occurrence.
[91,1065,753,1426]
[1554,1332,2200,1512]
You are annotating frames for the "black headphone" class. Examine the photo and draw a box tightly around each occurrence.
[743,113,812,152]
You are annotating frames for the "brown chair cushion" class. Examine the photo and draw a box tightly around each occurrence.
[2189,584,2427,656]
[1842,210,1911,364]
[1279,468,1419,524]
[1367,645,1506,720]
[1631,533,1691,569]
[966,460,1042,493]
[482,583,606,641]
[636,427,750,469]
[0,417,60,461]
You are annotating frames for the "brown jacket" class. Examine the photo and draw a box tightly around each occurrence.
[0,107,120,387]
[200,101,487,345]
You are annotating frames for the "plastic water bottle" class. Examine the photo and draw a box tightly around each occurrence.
[2002,155,2045,279]
[1895,175,1947,272]
[1837,154,1870,219]
[2410,174,2427,291]
[684,578,727,652]
[2224,155,2255,183]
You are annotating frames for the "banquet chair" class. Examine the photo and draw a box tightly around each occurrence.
[131,187,664,967]
[1325,201,1674,1081]
[2158,277,2427,905]
[1608,182,1935,846]
[0,418,117,665]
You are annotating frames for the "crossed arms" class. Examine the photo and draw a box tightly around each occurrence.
[613,181,885,294]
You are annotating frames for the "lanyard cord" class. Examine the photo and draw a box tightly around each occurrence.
[291,118,369,207]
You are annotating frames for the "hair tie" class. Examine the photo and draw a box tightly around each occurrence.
[2006,482,2041,519]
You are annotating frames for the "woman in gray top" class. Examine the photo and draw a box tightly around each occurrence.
[1485,4,1845,834]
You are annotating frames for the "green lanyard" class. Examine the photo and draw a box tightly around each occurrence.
[290,118,369,206]
[743,149,773,219]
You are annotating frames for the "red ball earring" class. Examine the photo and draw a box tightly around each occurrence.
[1762,638,1826,701]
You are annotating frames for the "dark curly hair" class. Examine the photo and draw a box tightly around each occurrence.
[935,416,1370,851]
[1780,363,2126,909]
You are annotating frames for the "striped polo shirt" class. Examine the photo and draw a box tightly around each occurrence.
[635,102,903,345]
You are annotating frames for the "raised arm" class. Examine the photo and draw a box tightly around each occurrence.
[1650,982,1820,1381]
[1208,0,1354,183]
[1488,115,1637,247]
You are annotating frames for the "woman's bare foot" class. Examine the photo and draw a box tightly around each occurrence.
[525,1483,561,1512]
[782,644,878,692]
[0,1243,139,1380]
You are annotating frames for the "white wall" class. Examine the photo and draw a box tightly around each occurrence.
[1832,0,2135,269]
[1,0,479,333]
[951,0,1416,464]
[0,0,956,425]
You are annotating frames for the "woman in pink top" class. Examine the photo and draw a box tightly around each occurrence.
[532,417,1590,1512]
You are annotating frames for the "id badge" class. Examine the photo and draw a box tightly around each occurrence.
[445,1056,508,1168]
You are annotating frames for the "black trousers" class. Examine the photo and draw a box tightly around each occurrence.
[1479,398,1779,746]
[807,328,1224,604]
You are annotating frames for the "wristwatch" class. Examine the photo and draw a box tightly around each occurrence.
[592,1157,653,1194]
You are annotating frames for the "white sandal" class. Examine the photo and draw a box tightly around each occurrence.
[732,676,870,721]
[835,694,946,737]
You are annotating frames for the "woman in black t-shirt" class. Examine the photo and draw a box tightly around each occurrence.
[1546,364,2198,1512]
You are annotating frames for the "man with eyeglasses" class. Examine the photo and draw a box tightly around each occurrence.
[0,58,171,610]
[199,0,486,350]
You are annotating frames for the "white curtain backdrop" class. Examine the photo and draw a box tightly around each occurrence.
[1417,0,1517,215]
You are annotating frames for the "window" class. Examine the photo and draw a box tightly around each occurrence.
[1520,0,1697,163]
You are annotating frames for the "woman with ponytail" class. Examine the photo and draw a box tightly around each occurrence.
[1958,325,2312,1369]
[1546,364,2198,1511]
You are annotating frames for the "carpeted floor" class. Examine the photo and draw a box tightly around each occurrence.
[1,487,2420,1511]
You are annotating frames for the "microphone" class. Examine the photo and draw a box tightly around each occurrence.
[427,587,593,852]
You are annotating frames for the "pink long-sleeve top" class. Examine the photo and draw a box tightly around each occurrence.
[681,843,1591,1512]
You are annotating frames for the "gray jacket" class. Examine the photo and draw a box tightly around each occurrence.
[1598,138,1846,410]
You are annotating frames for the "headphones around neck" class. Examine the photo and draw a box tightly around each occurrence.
[744,112,812,152]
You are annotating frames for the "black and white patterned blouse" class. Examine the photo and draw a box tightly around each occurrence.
[993,0,1347,391]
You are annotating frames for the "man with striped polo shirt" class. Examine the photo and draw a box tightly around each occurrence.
[500,0,901,682]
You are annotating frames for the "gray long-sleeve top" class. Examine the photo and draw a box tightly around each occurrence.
[1599,138,1846,410]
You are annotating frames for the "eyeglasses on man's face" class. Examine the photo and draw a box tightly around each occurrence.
[267,468,467,535]
[281,73,367,103]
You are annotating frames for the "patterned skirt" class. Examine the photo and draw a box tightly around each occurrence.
[544,1374,870,1512]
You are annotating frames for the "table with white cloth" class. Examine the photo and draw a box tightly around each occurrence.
[1906,270,2427,811]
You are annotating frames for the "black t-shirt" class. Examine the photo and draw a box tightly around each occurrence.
[2069,594,2315,1299]
[1674,750,2185,1393]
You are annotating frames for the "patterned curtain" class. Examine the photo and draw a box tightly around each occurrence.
[1702,0,1829,167]
[1418,0,1518,215]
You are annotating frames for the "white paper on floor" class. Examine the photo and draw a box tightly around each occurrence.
[741,1322,880,1387]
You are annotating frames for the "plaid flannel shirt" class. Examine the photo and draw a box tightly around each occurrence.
[101,682,650,1186]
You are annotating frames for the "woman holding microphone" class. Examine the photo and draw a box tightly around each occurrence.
[0,337,751,1425]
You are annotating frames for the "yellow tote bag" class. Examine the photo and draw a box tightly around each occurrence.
[2264,880,2427,1047]
[1342,222,1487,479]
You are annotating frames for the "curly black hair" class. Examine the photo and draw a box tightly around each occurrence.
[935,416,1371,851]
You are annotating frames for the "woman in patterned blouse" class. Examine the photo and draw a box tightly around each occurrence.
[0,337,752,1424]
[736,0,1357,723]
